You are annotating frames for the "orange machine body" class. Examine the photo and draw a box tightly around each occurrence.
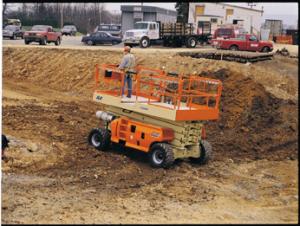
[110,116,175,152]
[93,64,223,121]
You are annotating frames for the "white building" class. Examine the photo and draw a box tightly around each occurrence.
[188,3,264,35]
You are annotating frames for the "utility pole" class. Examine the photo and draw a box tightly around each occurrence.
[248,2,257,34]
[60,3,64,28]
[99,3,102,24]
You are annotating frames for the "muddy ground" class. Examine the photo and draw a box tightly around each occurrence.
[1,46,298,224]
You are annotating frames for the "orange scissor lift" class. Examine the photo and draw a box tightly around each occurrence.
[88,64,222,168]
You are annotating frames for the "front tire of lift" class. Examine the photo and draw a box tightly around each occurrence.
[190,140,212,165]
[149,143,174,168]
[88,128,111,151]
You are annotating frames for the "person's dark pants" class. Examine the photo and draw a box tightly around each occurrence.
[122,75,132,98]
[2,134,9,160]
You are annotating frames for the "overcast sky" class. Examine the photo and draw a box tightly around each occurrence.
[104,2,298,26]
[105,2,298,15]
[6,2,298,26]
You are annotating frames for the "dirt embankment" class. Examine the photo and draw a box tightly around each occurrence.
[2,47,298,163]
[2,46,298,224]
[204,68,298,161]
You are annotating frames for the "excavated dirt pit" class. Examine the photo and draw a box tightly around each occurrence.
[1,46,298,224]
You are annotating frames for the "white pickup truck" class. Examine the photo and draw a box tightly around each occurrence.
[123,21,211,48]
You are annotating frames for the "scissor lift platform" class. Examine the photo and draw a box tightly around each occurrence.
[93,64,222,121]
[88,64,223,167]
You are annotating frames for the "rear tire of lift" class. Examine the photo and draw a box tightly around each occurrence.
[190,140,212,165]
[148,143,174,168]
[88,128,111,151]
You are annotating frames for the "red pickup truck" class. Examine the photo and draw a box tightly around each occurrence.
[211,34,273,52]
[24,25,62,45]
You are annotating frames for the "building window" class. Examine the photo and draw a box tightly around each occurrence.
[195,6,205,16]
[198,21,211,34]
[134,18,142,24]
[133,12,143,19]
[133,7,142,11]
[211,18,218,23]
[233,19,244,25]
[226,8,234,19]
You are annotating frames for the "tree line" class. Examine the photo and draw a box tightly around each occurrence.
[3,3,121,33]
[3,2,189,32]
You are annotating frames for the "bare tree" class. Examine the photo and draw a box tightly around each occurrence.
[4,2,119,33]
[2,3,10,18]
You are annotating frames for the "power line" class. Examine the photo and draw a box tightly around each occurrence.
[247,2,257,9]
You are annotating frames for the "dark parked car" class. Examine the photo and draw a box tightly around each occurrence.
[81,31,122,45]
[3,25,23,39]
[95,24,122,38]
[61,25,77,36]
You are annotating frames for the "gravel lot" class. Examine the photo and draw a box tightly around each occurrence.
[3,35,298,57]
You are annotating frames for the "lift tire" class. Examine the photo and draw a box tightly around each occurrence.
[149,143,174,168]
[140,37,150,48]
[88,128,111,151]
[186,37,197,48]
[190,140,212,165]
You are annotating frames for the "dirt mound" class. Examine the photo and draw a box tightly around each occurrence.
[2,47,298,165]
[2,47,122,97]
[201,68,298,161]
[2,46,298,224]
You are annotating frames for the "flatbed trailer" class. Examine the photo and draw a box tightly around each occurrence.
[158,22,211,47]
[123,21,211,48]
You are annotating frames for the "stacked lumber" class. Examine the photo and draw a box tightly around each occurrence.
[161,23,193,36]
